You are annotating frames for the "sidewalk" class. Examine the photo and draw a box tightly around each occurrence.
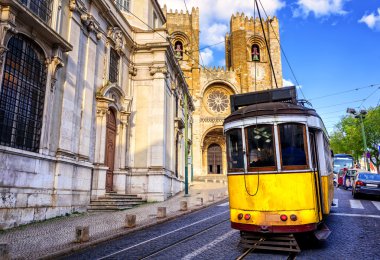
[0,181,228,259]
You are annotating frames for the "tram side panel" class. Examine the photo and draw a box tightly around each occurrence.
[317,133,334,216]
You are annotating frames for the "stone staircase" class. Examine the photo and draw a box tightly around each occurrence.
[88,192,146,212]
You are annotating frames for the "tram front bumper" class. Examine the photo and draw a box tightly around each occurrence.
[231,222,317,233]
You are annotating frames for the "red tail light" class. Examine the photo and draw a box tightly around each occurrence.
[280,215,288,221]
[244,214,251,220]
[238,213,243,220]
[356,181,365,186]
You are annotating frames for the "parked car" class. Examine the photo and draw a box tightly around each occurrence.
[352,172,380,199]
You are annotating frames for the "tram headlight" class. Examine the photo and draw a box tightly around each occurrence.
[244,214,251,220]
[290,214,297,221]
[238,213,243,220]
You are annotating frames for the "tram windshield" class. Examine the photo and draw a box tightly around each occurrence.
[226,128,244,170]
[246,125,276,169]
[279,123,307,168]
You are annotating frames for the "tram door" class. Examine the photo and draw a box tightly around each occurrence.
[207,144,222,174]
[309,130,322,220]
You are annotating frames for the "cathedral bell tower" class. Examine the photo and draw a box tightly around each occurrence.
[226,13,283,92]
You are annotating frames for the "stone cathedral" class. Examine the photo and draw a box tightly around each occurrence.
[163,6,283,177]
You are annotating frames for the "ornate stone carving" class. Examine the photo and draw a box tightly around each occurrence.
[46,47,65,92]
[128,66,137,76]
[200,117,225,123]
[0,46,8,66]
[69,0,101,39]
[69,0,77,11]
[149,66,168,76]
[206,89,229,113]
[120,111,131,126]
[107,27,125,53]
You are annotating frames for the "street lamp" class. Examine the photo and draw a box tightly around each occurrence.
[346,108,370,171]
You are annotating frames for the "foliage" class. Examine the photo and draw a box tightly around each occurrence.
[329,106,380,173]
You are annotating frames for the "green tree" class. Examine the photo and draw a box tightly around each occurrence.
[330,106,380,173]
[364,106,380,173]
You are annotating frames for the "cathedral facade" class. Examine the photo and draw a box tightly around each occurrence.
[164,7,283,177]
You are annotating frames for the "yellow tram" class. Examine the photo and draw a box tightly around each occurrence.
[224,87,334,237]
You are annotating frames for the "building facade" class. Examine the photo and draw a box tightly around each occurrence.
[164,7,283,177]
[0,0,193,229]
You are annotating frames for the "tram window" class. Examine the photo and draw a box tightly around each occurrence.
[324,137,333,173]
[279,123,308,168]
[246,125,276,170]
[226,129,244,171]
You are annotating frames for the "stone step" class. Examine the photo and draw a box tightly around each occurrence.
[94,198,146,203]
[87,205,133,211]
[99,196,140,200]
[89,201,144,206]
[88,193,146,212]
[104,193,139,197]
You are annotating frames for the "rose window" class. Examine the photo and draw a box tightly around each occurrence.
[207,90,229,113]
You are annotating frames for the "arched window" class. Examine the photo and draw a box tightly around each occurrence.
[251,44,260,62]
[174,41,183,60]
[0,34,47,152]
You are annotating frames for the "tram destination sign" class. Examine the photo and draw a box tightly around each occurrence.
[230,86,297,112]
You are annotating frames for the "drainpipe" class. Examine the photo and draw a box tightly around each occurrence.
[191,122,194,183]
[184,93,189,196]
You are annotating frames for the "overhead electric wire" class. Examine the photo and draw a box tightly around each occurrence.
[309,83,380,101]
[257,0,305,99]
[357,85,380,109]
[255,0,278,88]
[315,99,365,110]
[187,40,225,54]
[183,0,206,68]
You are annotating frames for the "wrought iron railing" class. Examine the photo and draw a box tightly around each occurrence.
[19,0,53,24]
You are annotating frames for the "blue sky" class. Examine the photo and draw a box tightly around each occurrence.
[158,0,380,134]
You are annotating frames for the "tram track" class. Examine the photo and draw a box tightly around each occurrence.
[95,209,230,260]
[236,236,298,260]
[236,247,298,260]
[140,218,230,259]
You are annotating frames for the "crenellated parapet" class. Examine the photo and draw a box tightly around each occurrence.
[230,12,279,34]
[202,66,235,74]
[163,5,199,30]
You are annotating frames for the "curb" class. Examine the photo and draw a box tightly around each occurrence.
[41,197,229,259]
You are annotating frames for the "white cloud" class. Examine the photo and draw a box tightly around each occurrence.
[159,0,285,25]
[293,0,348,18]
[359,9,380,31]
[200,48,214,66]
[283,78,295,87]
[158,0,285,66]
[201,23,228,51]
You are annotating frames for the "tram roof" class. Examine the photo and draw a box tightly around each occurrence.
[224,102,320,124]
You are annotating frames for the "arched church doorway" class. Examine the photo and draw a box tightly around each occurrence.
[207,144,222,174]
[105,109,117,192]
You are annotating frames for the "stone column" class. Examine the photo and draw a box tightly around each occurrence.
[113,111,130,194]
[92,100,109,198]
